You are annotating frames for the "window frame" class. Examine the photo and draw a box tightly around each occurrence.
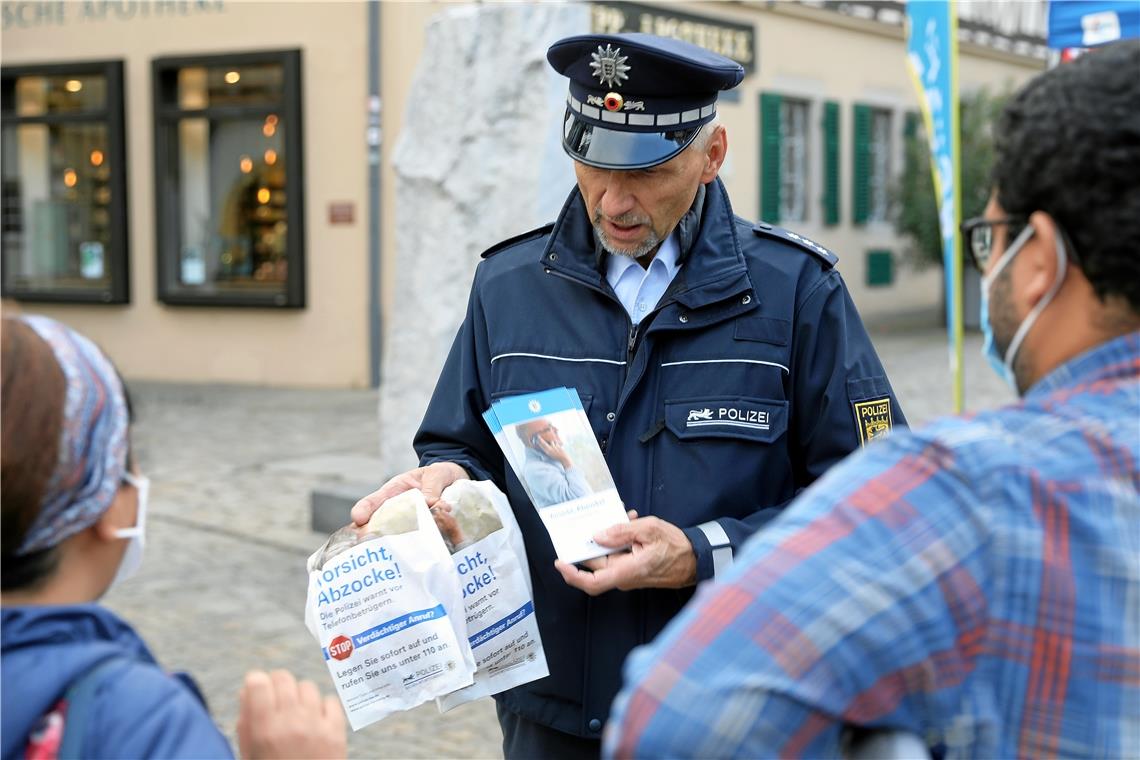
[867,107,893,224]
[777,97,810,224]
[0,59,130,305]
[152,49,305,308]
[759,91,814,225]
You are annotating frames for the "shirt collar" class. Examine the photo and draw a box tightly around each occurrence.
[1028,331,1140,398]
[605,231,681,292]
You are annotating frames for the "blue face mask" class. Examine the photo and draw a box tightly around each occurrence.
[979,279,1014,388]
[979,225,1068,394]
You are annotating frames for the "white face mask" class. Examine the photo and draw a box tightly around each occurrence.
[110,472,149,588]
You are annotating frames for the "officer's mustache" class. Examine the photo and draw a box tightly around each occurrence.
[592,207,651,228]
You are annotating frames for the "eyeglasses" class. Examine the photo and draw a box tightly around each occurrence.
[959,216,1027,273]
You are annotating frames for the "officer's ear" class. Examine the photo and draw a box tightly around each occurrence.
[699,125,727,183]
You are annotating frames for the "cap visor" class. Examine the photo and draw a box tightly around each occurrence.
[562,110,701,170]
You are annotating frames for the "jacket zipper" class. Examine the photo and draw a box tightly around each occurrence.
[547,263,640,733]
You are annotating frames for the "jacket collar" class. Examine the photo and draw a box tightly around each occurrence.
[1029,331,1140,399]
[543,177,751,309]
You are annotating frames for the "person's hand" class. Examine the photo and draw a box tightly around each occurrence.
[236,669,346,760]
[554,514,697,595]
[350,462,469,526]
[431,501,465,549]
[536,436,573,469]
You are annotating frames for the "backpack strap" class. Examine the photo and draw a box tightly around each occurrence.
[57,655,132,760]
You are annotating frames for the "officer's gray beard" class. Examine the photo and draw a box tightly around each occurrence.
[591,208,661,259]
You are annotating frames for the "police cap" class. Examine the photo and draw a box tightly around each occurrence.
[547,32,744,170]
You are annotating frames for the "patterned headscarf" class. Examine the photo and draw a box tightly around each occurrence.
[14,316,129,556]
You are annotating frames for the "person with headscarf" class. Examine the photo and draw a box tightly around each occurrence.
[0,315,345,759]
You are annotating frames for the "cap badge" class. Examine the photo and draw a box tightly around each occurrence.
[603,92,624,111]
[590,44,630,89]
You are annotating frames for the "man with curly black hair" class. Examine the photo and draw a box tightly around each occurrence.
[607,40,1140,759]
[975,40,1140,393]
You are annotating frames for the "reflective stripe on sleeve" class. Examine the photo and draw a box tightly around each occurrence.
[697,520,733,579]
[712,546,733,578]
[697,520,730,547]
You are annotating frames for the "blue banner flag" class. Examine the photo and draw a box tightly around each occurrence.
[905,0,963,412]
[1048,0,1140,49]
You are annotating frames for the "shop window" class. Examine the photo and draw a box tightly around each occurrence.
[853,104,893,225]
[1,62,129,304]
[153,50,304,307]
[759,93,810,224]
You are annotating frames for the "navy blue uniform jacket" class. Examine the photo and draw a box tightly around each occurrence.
[415,178,906,737]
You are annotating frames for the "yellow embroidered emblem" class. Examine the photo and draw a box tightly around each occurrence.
[853,397,893,446]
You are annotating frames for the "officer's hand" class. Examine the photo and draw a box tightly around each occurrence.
[237,669,346,760]
[553,516,697,595]
[350,462,469,526]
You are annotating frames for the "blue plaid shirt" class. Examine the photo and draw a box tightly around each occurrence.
[606,332,1140,758]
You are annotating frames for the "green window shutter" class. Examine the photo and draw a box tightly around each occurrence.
[760,92,782,223]
[822,100,840,226]
[852,103,872,225]
[866,249,894,287]
[904,110,920,140]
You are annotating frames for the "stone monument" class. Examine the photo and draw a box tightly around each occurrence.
[377,3,587,475]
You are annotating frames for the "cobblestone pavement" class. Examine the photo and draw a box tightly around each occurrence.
[102,322,1013,759]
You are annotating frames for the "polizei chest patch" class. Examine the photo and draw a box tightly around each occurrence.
[852,397,893,446]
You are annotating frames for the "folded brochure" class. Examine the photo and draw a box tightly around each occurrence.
[482,387,629,563]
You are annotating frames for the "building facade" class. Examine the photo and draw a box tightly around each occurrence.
[1,1,1046,388]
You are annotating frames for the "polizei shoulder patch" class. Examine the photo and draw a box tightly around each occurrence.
[752,221,839,268]
[851,397,893,446]
[481,222,556,259]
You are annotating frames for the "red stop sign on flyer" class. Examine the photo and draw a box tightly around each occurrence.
[328,635,353,661]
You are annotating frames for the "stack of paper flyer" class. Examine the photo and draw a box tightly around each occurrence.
[482,387,629,563]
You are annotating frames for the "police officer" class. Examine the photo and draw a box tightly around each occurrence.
[352,33,906,759]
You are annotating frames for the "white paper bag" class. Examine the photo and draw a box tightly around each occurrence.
[436,480,549,711]
[305,490,475,730]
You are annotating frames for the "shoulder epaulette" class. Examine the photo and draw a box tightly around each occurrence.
[481,222,556,259]
[751,221,839,269]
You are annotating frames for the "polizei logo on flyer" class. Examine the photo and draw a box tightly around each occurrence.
[315,544,403,607]
[686,406,770,431]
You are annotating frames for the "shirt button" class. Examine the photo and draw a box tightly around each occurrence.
[741,294,752,305]
[589,718,602,733]
[548,252,558,261]
[637,302,647,312]
[678,314,689,323]
[606,411,616,421]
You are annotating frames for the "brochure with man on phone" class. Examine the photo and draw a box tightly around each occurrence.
[482,387,629,563]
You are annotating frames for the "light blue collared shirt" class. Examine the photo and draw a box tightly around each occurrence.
[604,232,682,325]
